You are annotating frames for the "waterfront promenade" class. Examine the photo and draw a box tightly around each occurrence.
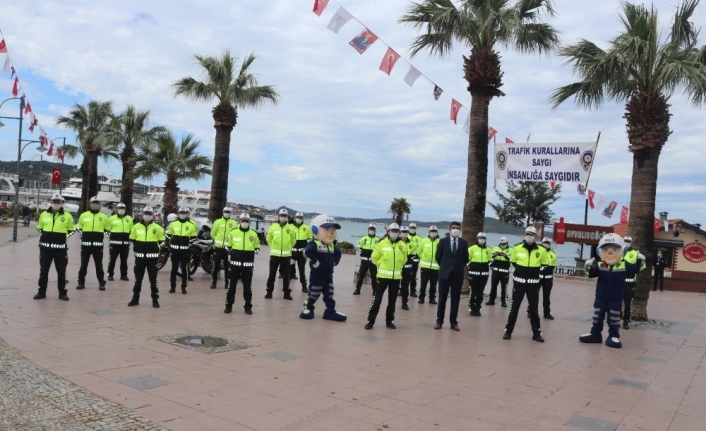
[1,225,706,431]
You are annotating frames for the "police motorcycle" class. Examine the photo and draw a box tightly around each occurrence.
[187,219,215,275]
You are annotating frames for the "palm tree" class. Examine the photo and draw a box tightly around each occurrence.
[172,49,280,220]
[56,101,114,213]
[389,197,412,226]
[550,0,706,320]
[400,0,558,241]
[131,132,212,216]
[110,105,166,216]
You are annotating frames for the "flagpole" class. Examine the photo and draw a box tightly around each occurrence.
[493,133,497,189]
[580,131,602,259]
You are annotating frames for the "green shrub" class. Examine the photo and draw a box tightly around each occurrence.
[337,241,355,250]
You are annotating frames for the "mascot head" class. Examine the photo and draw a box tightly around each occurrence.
[597,233,625,265]
[311,214,341,245]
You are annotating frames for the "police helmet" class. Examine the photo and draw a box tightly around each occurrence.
[499,237,508,244]
[311,214,341,235]
[525,226,537,236]
[476,232,486,239]
[222,207,232,213]
[116,202,126,209]
[143,206,154,214]
[624,236,633,244]
[429,225,438,232]
[167,213,177,222]
[178,207,189,214]
[239,213,251,221]
[400,226,409,232]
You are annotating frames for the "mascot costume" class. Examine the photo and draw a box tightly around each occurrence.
[579,233,642,348]
[299,214,347,321]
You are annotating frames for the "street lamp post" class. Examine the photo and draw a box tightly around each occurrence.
[29,154,44,211]
[0,96,25,243]
[9,138,47,240]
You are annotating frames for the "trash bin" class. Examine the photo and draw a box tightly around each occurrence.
[353,256,372,285]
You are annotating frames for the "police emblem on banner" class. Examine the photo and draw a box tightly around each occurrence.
[496,150,508,170]
[580,150,594,171]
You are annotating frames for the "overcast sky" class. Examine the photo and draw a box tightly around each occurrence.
[0,0,704,225]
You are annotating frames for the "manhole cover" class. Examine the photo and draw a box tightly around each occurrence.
[154,333,251,354]
[175,336,228,347]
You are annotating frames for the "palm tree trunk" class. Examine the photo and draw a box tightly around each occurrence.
[628,147,661,321]
[80,158,89,214]
[395,214,403,226]
[120,147,136,216]
[462,91,491,241]
[209,125,233,220]
[87,145,99,208]
[163,177,180,216]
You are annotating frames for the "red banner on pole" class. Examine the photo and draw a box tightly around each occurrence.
[51,168,62,185]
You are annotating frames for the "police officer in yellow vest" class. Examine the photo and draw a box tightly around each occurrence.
[468,232,493,316]
[355,223,380,295]
[417,225,440,304]
[107,202,133,282]
[621,236,646,329]
[76,196,110,291]
[128,206,164,308]
[266,208,297,300]
[366,223,407,330]
[399,226,417,311]
[35,193,75,301]
[224,213,260,314]
[166,207,197,294]
[503,226,548,342]
[539,237,557,319]
[290,211,312,292]
[407,222,422,297]
[487,237,512,307]
[211,206,237,290]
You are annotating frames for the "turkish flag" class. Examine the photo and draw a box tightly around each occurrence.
[588,189,596,209]
[57,148,64,161]
[46,143,54,156]
[450,99,461,124]
[505,137,514,144]
[654,218,661,234]
[24,101,32,115]
[51,168,62,185]
[313,0,329,16]
[488,127,498,141]
[12,77,19,96]
[378,48,401,75]
[0,39,7,53]
[620,206,629,224]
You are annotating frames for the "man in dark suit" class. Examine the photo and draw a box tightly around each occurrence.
[434,221,469,331]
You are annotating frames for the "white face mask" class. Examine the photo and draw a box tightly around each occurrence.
[279,216,288,223]
[295,217,303,224]
[478,239,486,245]
[524,235,535,244]
[51,203,61,211]
[429,232,438,238]
[543,243,551,249]
[90,203,100,211]
[409,228,416,234]
[117,209,125,216]
[500,243,508,248]
[223,213,231,219]
[143,215,153,223]
[450,228,460,238]
[388,232,399,241]
[240,222,250,229]
[179,214,187,220]
[368,230,376,236]
[401,232,409,239]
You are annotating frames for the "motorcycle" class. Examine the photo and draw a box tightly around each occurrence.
[156,223,214,275]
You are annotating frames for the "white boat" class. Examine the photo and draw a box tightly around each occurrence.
[0,173,65,211]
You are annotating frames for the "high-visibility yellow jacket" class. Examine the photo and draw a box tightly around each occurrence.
[130,221,165,259]
[267,222,297,257]
[417,237,440,270]
[37,208,75,249]
[372,237,407,280]
[108,214,133,245]
[212,217,238,248]
[77,210,110,247]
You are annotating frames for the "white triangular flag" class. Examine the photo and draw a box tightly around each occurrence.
[462,111,471,135]
[2,56,9,73]
[403,66,421,87]
[327,7,354,34]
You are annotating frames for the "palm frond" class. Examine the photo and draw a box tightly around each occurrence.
[668,0,699,51]
[513,22,559,54]
[172,77,218,103]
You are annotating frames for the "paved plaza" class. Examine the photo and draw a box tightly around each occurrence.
[1,227,706,431]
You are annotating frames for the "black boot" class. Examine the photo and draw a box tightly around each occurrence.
[99,282,106,291]
[169,287,176,293]
[418,297,425,304]
[353,289,361,295]
[152,299,160,308]
[33,291,46,300]
[402,301,409,311]
[128,296,139,306]
[503,330,511,340]
[58,293,69,301]
[224,304,233,314]
[181,287,187,294]
[486,300,495,305]
[210,281,217,289]
[532,331,545,342]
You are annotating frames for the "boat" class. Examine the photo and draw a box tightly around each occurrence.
[0,173,75,212]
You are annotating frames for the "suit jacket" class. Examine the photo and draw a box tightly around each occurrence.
[436,236,469,282]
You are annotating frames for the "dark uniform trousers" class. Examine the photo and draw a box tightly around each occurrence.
[133,258,159,299]
[170,249,190,289]
[227,263,253,309]
[355,258,378,293]
[400,261,413,304]
[418,268,439,301]
[367,278,399,324]
[107,245,129,278]
[468,264,490,311]
[540,273,553,316]
[78,246,105,284]
[505,277,541,335]
[409,260,419,295]
[488,267,510,303]
[623,281,636,324]
[266,256,291,294]
[212,247,229,283]
[290,250,308,289]
[39,248,68,295]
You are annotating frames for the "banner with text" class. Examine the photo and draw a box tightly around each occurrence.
[494,142,597,183]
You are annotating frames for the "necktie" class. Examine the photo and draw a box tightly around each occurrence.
[452,239,457,255]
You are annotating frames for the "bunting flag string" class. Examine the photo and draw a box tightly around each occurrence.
[313,0,330,16]
[0,30,65,163]
[378,47,400,75]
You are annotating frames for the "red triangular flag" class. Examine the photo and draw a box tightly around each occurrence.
[0,39,7,53]
[654,218,661,234]
[378,47,401,75]
[588,189,596,209]
[46,143,54,156]
[11,77,19,96]
[549,181,556,190]
[450,99,462,124]
[313,0,329,16]
[620,206,629,224]
[24,101,32,115]
[488,127,498,141]
[505,137,514,144]
[57,148,64,162]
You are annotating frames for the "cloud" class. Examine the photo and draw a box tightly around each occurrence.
[0,0,704,226]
